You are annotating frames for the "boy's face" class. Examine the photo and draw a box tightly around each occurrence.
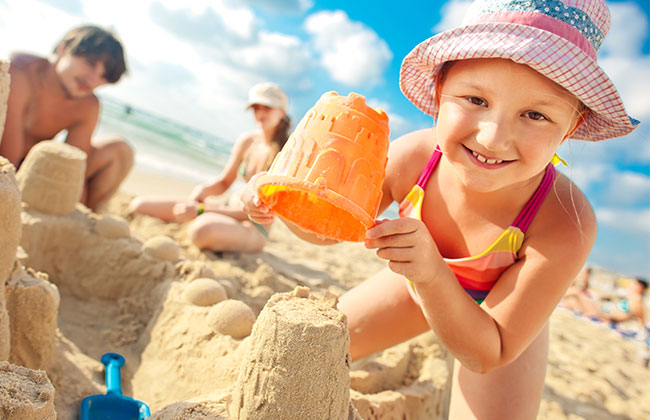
[54,49,108,98]
[435,58,582,193]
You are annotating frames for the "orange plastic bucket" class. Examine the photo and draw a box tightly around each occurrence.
[255,91,389,242]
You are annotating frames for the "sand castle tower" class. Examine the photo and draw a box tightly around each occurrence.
[230,287,351,420]
[0,60,9,138]
[0,59,21,359]
[256,92,389,242]
[0,362,56,420]
[16,141,87,216]
[0,159,21,361]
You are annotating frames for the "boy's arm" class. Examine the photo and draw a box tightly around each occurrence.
[0,66,30,166]
[63,96,100,160]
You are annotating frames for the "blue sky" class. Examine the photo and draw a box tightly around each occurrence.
[1,0,648,277]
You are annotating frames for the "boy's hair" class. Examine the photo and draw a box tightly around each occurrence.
[54,25,127,83]
[636,277,648,292]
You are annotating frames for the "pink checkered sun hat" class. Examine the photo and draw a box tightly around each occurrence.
[400,0,640,141]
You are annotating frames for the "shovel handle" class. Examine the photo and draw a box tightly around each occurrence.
[101,352,125,396]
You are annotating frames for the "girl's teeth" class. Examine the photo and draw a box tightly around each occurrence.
[472,151,502,164]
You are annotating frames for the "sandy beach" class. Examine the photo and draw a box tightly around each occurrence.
[1,156,649,419]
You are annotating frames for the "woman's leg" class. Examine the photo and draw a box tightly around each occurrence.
[188,212,266,252]
[338,267,431,361]
[448,323,549,420]
[128,196,184,222]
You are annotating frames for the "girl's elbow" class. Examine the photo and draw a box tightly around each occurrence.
[458,347,514,374]
[461,357,501,374]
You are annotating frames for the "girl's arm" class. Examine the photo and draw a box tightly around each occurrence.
[367,162,597,372]
[431,176,595,372]
[191,133,253,202]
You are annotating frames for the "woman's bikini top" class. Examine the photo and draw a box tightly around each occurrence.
[399,147,556,304]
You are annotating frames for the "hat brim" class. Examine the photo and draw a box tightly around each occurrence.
[246,99,283,111]
[400,22,639,141]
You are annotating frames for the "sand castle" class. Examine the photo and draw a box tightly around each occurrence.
[230,287,350,419]
[0,60,8,138]
[1,156,58,419]
[0,140,452,419]
[0,62,450,418]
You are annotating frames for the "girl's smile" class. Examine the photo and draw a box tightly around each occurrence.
[463,144,512,168]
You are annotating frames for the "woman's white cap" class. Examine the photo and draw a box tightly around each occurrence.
[247,82,289,113]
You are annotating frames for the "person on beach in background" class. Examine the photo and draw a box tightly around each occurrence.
[560,265,602,317]
[562,267,647,332]
[242,0,639,418]
[0,25,132,212]
[129,82,290,253]
[599,276,648,328]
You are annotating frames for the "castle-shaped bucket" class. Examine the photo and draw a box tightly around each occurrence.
[255,92,389,242]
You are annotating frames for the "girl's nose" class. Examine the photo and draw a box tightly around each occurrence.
[476,118,512,153]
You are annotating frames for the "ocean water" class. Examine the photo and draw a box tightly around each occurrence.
[95,96,232,185]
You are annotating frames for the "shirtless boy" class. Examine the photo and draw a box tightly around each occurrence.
[1,25,133,211]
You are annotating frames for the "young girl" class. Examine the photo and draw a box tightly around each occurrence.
[130,82,290,252]
[244,0,639,418]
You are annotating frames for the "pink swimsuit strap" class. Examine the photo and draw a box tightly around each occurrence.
[416,147,556,234]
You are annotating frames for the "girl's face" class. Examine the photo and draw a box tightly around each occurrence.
[436,58,582,193]
[251,104,285,130]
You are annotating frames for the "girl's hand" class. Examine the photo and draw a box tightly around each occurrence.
[241,172,275,224]
[172,201,198,222]
[190,184,209,203]
[365,218,443,284]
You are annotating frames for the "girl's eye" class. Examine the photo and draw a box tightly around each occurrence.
[466,96,486,106]
[524,111,548,121]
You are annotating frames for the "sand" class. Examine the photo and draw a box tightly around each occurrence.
[0,141,649,419]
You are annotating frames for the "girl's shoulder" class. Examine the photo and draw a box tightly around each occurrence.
[525,171,597,265]
[386,128,437,173]
[384,128,437,201]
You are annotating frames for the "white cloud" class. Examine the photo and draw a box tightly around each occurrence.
[603,171,650,206]
[557,158,608,193]
[236,0,314,14]
[148,2,258,48]
[304,10,392,87]
[433,0,472,33]
[0,0,79,59]
[596,208,650,235]
[600,2,648,58]
[230,31,312,80]
[599,55,650,122]
[598,3,650,123]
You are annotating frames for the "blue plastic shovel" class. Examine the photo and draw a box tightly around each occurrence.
[80,353,151,420]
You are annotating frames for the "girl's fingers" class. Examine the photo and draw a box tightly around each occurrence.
[365,229,419,249]
[375,246,414,262]
[366,218,419,239]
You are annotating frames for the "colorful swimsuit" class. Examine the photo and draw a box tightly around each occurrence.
[399,148,556,304]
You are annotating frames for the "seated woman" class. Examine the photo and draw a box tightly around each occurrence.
[129,82,290,252]
[599,277,647,327]
[560,265,601,317]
